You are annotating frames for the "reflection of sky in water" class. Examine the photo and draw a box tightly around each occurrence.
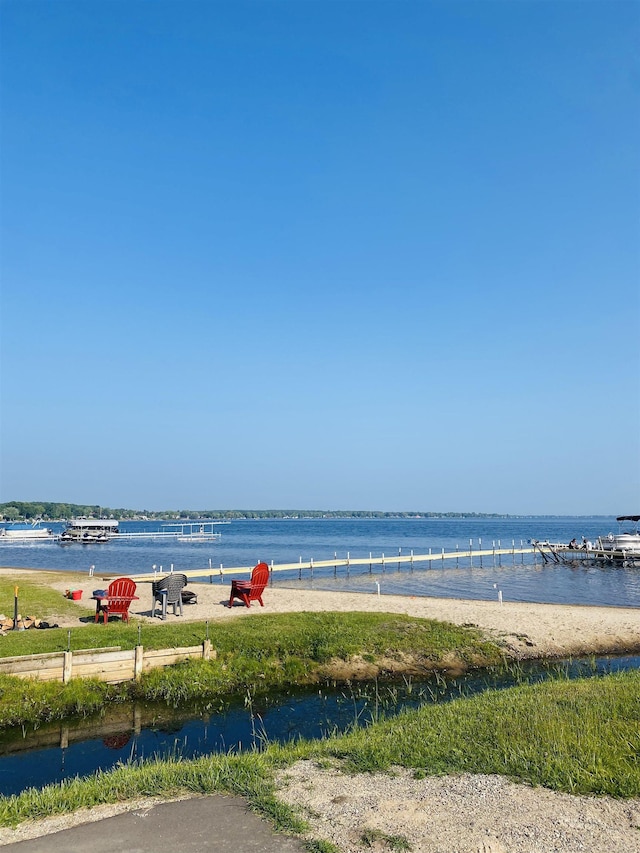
[0,655,638,797]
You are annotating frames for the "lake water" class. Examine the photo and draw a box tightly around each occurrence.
[0,654,637,797]
[1,516,638,608]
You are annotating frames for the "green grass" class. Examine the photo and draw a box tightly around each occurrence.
[0,674,128,727]
[0,671,636,834]
[0,751,306,834]
[0,610,504,725]
[0,595,501,662]
[0,577,90,625]
[289,668,640,798]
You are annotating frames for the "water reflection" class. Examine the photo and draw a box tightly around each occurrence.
[0,655,637,798]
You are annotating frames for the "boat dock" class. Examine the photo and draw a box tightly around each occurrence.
[530,540,639,564]
[0,520,228,545]
[122,539,636,584]
[115,523,225,542]
[0,530,61,544]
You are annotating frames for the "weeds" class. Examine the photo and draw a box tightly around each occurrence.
[360,827,412,850]
[0,672,636,843]
[299,670,640,797]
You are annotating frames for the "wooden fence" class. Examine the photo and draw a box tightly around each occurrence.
[0,640,214,684]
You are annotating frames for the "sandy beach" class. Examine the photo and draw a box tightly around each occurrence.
[11,566,637,660]
[1,567,639,851]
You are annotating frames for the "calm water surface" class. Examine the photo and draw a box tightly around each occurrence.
[1,517,638,607]
[0,654,637,797]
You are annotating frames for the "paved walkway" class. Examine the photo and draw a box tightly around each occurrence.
[2,796,307,851]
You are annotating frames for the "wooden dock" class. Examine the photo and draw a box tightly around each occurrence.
[121,543,540,583]
[114,540,637,585]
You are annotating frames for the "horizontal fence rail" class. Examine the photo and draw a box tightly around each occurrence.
[0,641,215,684]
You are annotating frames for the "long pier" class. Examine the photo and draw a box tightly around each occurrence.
[117,540,636,584]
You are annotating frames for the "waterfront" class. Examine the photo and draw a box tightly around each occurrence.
[1,516,638,608]
[0,655,636,798]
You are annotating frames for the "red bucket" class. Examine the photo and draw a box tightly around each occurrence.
[71,590,82,601]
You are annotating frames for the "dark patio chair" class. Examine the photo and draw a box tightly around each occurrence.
[152,573,188,619]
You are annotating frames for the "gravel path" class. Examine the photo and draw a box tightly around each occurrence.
[276,761,640,853]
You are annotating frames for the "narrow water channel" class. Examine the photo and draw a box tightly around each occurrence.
[0,655,637,798]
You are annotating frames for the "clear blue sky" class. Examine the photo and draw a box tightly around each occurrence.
[1,0,638,514]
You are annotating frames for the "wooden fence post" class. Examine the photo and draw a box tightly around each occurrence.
[134,645,144,680]
[63,650,72,684]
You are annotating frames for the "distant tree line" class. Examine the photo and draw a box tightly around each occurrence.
[0,502,144,521]
[0,502,507,522]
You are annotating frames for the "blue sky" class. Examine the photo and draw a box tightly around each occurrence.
[1,0,638,514]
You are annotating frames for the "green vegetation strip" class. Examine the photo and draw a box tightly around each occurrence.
[1,577,500,659]
[0,611,503,727]
[0,671,637,833]
[0,580,637,839]
[0,500,504,520]
[0,578,87,625]
[290,669,640,797]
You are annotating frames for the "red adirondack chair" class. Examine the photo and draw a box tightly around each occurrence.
[228,562,269,608]
[95,577,138,624]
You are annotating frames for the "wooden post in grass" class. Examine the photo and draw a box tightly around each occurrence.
[134,645,144,680]
[63,651,73,683]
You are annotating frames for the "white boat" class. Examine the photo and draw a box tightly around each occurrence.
[596,515,640,557]
[59,519,119,544]
[0,524,55,542]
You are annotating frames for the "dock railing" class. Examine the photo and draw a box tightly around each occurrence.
[119,541,538,584]
[105,539,637,585]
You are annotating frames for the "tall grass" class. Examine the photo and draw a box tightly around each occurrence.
[0,612,504,725]
[0,671,637,831]
[0,751,305,834]
[289,669,640,797]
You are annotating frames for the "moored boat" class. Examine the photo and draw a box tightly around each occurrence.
[59,519,119,544]
[0,524,55,542]
[596,515,640,557]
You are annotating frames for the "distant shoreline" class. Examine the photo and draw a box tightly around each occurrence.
[0,503,617,524]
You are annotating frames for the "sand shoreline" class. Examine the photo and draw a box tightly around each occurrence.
[3,566,639,660]
[0,567,639,851]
